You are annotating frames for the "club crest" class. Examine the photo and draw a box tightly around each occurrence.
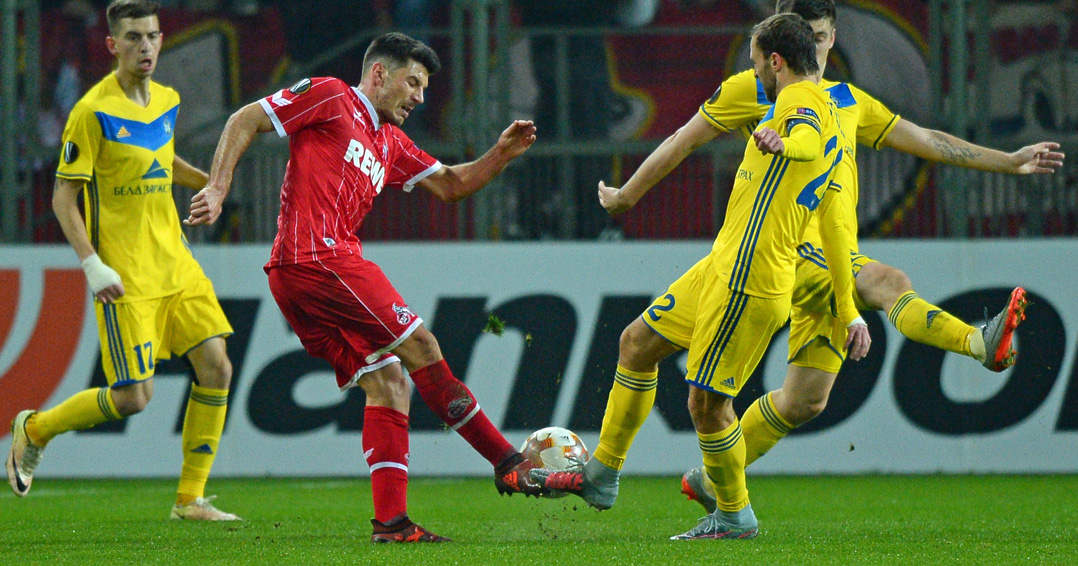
[392,303,415,325]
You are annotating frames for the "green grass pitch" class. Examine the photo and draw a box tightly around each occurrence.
[2,475,1076,565]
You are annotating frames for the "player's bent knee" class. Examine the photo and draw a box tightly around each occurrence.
[619,319,675,369]
[786,397,827,425]
[359,368,411,409]
[686,387,735,433]
[196,358,233,390]
[110,384,153,417]
[858,262,913,311]
[394,326,443,370]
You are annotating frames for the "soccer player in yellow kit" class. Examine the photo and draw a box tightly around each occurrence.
[534,0,1064,534]
[6,1,239,521]
[534,13,871,540]
[676,0,1064,512]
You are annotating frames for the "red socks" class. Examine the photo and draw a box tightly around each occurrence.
[363,406,410,524]
[409,360,515,466]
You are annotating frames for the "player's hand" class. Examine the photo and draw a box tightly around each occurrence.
[497,120,537,160]
[752,127,785,155]
[185,185,227,226]
[1012,142,1064,174]
[81,254,125,304]
[597,181,633,216]
[845,318,871,361]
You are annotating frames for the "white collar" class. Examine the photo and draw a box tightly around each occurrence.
[353,86,381,131]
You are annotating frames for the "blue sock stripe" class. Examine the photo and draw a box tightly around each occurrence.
[189,390,229,406]
[698,425,743,454]
[759,394,792,434]
[96,388,120,421]
[614,371,658,391]
[889,292,918,327]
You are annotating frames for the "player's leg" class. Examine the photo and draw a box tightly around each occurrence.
[7,302,147,496]
[684,360,837,514]
[266,263,446,541]
[391,325,541,497]
[672,287,787,540]
[748,362,835,463]
[682,257,849,509]
[857,261,1027,371]
[357,361,447,542]
[531,260,701,507]
[170,337,237,520]
[588,318,678,475]
[673,389,757,540]
[590,261,698,476]
[162,278,238,520]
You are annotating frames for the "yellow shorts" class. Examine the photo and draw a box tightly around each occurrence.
[787,243,875,373]
[95,276,232,386]
[641,257,790,397]
[639,257,709,350]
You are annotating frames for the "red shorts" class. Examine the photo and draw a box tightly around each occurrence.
[266,256,422,390]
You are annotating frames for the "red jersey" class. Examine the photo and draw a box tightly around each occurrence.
[258,77,441,266]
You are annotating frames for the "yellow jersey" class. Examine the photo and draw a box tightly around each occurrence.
[699,70,900,250]
[708,80,849,312]
[56,73,204,301]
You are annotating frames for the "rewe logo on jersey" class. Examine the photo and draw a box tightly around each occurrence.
[344,139,386,194]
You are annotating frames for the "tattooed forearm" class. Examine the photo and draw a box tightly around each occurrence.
[929,131,982,165]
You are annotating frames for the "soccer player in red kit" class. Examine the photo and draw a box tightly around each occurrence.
[185,32,539,543]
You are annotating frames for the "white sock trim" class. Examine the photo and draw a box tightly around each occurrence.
[369,462,408,473]
[450,404,481,431]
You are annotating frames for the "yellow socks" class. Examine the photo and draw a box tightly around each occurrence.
[177,384,228,505]
[699,419,749,512]
[741,392,794,467]
[592,365,658,471]
[26,388,121,446]
[889,291,976,357]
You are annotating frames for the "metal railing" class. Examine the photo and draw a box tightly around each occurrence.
[7,1,1077,244]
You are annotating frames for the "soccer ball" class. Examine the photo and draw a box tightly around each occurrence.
[519,426,588,475]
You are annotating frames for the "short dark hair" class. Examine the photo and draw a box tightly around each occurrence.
[775,0,837,24]
[752,13,820,76]
[362,32,442,76]
[107,1,160,35]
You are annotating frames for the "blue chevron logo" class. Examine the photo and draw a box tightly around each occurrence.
[142,158,169,179]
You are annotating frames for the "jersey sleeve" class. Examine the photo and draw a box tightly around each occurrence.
[698,70,768,134]
[849,84,900,150]
[258,77,344,138]
[772,84,826,161]
[56,103,102,183]
[383,129,442,192]
[816,180,859,326]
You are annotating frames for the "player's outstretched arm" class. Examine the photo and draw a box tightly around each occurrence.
[53,178,124,303]
[599,113,721,216]
[882,119,1065,175]
[816,180,870,361]
[173,156,209,190]
[185,101,274,226]
[418,120,536,202]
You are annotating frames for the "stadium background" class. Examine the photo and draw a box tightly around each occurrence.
[0,0,1075,478]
